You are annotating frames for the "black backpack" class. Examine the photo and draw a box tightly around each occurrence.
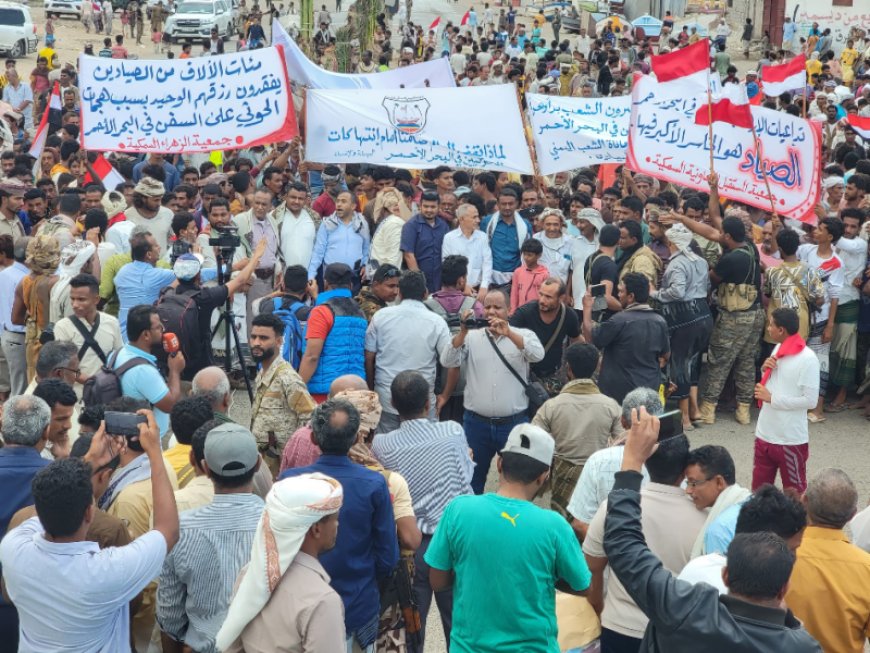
[156,286,201,364]
[82,352,150,407]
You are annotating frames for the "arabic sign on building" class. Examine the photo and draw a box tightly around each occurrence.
[273,20,456,89]
[79,47,298,153]
[527,93,630,174]
[626,75,821,223]
[305,85,534,173]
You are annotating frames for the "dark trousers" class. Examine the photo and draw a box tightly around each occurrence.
[410,534,453,653]
[600,627,642,653]
[463,409,528,494]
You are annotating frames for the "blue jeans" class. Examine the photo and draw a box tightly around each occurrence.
[463,409,528,494]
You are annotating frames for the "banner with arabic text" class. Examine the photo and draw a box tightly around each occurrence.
[306,85,534,173]
[79,47,298,153]
[273,20,456,89]
[527,94,630,174]
[626,75,821,222]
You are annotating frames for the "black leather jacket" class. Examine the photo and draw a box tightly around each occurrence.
[603,471,822,653]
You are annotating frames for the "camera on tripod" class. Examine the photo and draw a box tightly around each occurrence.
[208,224,242,252]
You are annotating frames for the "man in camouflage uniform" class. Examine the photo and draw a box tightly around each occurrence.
[697,216,766,426]
[355,263,401,321]
[249,313,316,477]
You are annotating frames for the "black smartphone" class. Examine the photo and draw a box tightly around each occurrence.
[657,409,684,441]
[105,411,147,438]
[590,283,606,298]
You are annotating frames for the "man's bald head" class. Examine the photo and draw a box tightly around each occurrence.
[805,468,858,529]
[191,366,231,412]
[328,374,368,397]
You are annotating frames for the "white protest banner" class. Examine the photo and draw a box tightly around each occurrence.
[626,75,822,222]
[79,47,298,153]
[273,20,456,89]
[527,93,629,174]
[306,85,534,173]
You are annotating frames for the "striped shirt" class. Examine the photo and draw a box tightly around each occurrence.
[157,493,264,653]
[372,418,475,534]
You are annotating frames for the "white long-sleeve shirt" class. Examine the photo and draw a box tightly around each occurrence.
[441,228,493,289]
[756,345,820,446]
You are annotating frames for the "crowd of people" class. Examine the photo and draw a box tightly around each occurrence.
[2,4,870,653]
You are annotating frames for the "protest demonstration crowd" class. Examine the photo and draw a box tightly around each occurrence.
[2,0,870,651]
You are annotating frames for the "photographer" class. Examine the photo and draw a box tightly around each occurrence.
[160,238,267,380]
[440,286,544,494]
[165,212,198,265]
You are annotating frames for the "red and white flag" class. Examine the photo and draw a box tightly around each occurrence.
[760,54,806,97]
[28,81,62,161]
[846,115,870,141]
[83,153,125,191]
[650,38,710,89]
[428,16,441,32]
[695,84,753,130]
[460,10,470,26]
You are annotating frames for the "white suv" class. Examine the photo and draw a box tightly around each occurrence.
[0,2,38,58]
[44,0,84,20]
[164,0,234,42]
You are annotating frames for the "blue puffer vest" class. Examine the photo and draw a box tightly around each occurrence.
[307,288,368,394]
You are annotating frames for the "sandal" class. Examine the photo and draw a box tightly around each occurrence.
[825,404,847,413]
[807,413,827,423]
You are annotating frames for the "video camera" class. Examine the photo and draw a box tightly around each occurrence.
[208,224,242,251]
[169,239,193,265]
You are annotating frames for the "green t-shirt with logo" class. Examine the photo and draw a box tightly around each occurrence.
[425,493,591,652]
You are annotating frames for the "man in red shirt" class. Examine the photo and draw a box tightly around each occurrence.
[311,165,343,219]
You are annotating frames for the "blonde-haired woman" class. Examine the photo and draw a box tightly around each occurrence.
[368,187,412,276]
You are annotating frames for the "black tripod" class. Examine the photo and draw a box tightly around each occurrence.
[212,248,254,403]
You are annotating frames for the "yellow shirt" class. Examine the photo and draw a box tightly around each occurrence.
[163,443,194,488]
[806,59,822,79]
[786,526,870,653]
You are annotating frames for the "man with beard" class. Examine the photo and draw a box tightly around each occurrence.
[115,304,187,437]
[249,313,316,477]
[311,165,344,219]
[23,189,48,232]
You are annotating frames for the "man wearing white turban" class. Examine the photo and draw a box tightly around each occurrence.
[217,472,345,653]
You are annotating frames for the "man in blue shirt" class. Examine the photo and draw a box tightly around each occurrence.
[280,399,398,652]
[0,394,61,647]
[308,191,370,294]
[401,190,450,293]
[132,153,180,191]
[0,236,29,395]
[115,304,186,436]
[480,188,532,289]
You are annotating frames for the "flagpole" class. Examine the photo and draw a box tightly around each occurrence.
[706,65,715,173]
[515,86,543,190]
[749,117,779,218]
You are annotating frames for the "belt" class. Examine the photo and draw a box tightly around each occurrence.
[466,409,525,425]
[3,329,25,335]
[254,267,274,280]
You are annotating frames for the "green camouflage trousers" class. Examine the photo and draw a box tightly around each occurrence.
[701,308,766,404]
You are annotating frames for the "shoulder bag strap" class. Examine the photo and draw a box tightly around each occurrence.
[485,331,528,389]
[543,304,566,354]
[780,264,812,305]
[70,315,109,364]
[115,356,151,376]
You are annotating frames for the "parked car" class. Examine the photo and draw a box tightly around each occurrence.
[0,2,38,58]
[44,0,83,19]
[164,0,234,41]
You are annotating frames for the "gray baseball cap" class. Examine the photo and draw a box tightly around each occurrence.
[204,423,259,477]
[500,423,554,466]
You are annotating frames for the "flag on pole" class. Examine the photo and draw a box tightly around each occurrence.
[428,16,441,31]
[460,10,470,25]
[695,84,753,130]
[650,39,710,84]
[83,154,125,191]
[28,81,61,161]
[760,54,806,97]
[846,115,870,141]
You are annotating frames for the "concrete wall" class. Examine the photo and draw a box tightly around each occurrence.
[785,0,867,54]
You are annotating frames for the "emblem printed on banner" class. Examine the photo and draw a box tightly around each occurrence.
[383,97,431,134]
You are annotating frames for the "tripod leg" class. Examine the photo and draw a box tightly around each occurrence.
[226,308,255,403]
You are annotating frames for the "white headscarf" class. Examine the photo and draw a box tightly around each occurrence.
[215,472,344,650]
[49,241,97,323]
[666,223,700,262]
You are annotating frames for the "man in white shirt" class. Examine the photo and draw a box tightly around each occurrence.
[583,387,706,651]
[0,410,179,653]
[124,177,174,254]
[441,203,492,304]
[574,29,592,58]
[51,273,123,380]
[753,307,820,494]
[440,286,543,493]
[678,484,807,594]
[275,181,319,270]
